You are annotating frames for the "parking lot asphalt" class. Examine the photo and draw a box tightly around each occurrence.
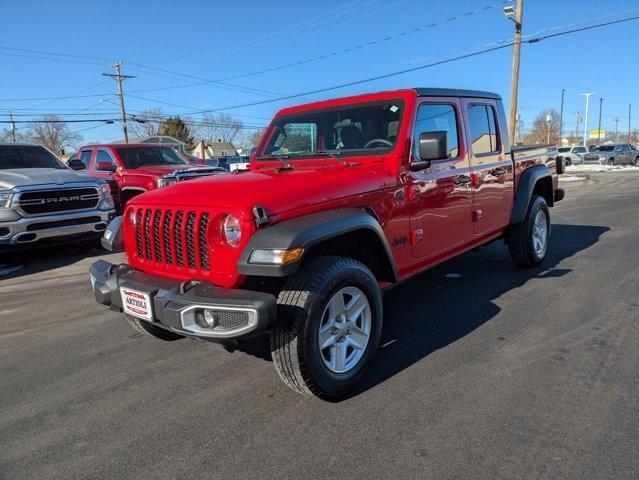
[1,172,638,480]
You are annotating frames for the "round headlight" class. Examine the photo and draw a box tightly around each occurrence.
[222,214,241,247]
[129,209,137,226]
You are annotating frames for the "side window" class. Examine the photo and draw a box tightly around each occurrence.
[468,105,499,155]
[96,150,115,167]
[79,150,92,168]
[412,104,459,158]
[622,144,631,152]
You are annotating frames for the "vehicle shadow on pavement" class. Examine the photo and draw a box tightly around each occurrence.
[0,240,107,280]
[342,223,609,400]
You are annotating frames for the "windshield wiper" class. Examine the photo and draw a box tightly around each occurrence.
[297,150,346,164]
[256,153,293,170]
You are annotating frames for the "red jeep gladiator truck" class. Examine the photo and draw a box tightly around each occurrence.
[90,88,564,398]
[69,143,224,213]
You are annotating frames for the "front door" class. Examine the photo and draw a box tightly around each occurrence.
[90,149,121,207]
[463,100,513,235]
[409,100,474,259]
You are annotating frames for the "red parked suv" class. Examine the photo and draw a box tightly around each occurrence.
[70,143,224,212]
[90,88,564,399]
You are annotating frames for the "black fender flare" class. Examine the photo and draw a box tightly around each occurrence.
[237,208,398,280]
[510,165,553,225]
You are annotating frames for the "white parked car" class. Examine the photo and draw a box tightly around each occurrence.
[557,145,588,166]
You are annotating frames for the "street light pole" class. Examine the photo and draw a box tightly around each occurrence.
[597,97,603,145]
[546,113,552,145]
[629,104,633,143]
[507,0,524,144]
[558,88,565,143]
[581,92,594,147]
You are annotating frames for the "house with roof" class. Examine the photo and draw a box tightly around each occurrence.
[192,140,238,159]
[112,135,187,153]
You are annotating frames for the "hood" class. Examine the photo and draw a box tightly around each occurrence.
[0,168,98,190]
[131,164,383,217]
[126,164,216,177]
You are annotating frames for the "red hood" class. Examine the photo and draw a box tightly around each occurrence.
[125,164,207,177]
[130,164,383,217]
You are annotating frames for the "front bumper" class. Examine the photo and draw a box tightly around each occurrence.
[89,260,277,341]
[0,208,114,246]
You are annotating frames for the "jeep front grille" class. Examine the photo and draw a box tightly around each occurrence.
[17,187,100,214]
[134,207,211,271]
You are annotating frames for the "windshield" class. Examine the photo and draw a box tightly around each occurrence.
[116,146,187,169]
[557,147,570,152]
[260,100,404,159]
[0,145,66,170]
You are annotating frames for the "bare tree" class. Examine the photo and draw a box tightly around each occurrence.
[25,116,82,153]
[233,128,265,153]
[0,127,25,142]
[198,113,244,144]
[522,108,561,145]
[128,107,165,138]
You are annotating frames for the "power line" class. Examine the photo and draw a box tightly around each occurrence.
[168,0,380,66]
[178,12,639,116]
[125,0,510,94]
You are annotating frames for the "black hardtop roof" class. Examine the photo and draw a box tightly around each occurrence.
[413,88,501,100]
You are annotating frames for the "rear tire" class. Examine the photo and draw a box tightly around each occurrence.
[633,157,639,167]
[608,158,615,166]
[508,195,550,268]
[271,256,382,399]
[125,314,183,341]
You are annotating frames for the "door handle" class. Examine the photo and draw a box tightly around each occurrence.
[454,174,471,185]
[492,167,507,176]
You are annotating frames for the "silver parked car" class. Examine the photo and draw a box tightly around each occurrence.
[557,145,588,165]
[583,144,639,166]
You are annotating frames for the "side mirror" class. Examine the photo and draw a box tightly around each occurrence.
[411,131,448,171]
[96,161,117,172]
[68,158,85,170]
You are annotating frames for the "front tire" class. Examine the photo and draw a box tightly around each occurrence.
[633,157,639,167]
[271,256,382,399]
[608,158,615,166]
[508,195,550,268]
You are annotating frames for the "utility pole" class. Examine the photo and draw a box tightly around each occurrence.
[546,113,552,145]
[9,113,16,142]
[629,104,632,143]
[581,92,594,147]
[507,0,524,144]
[615,117,620,143]
[597,98,603,145]
[103,62,135,143]
[558,88,565,143]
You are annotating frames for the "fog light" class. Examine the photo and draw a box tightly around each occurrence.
[248,247,304,265]
[196,309,219,328]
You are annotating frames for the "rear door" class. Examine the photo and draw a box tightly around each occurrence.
[621,144,632,164]
[462,100,513,235]
[408,99,474,259]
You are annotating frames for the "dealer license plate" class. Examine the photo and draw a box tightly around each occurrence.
[120,287,153,321]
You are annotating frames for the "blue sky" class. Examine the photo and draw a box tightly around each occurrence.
[1,0,638,147]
